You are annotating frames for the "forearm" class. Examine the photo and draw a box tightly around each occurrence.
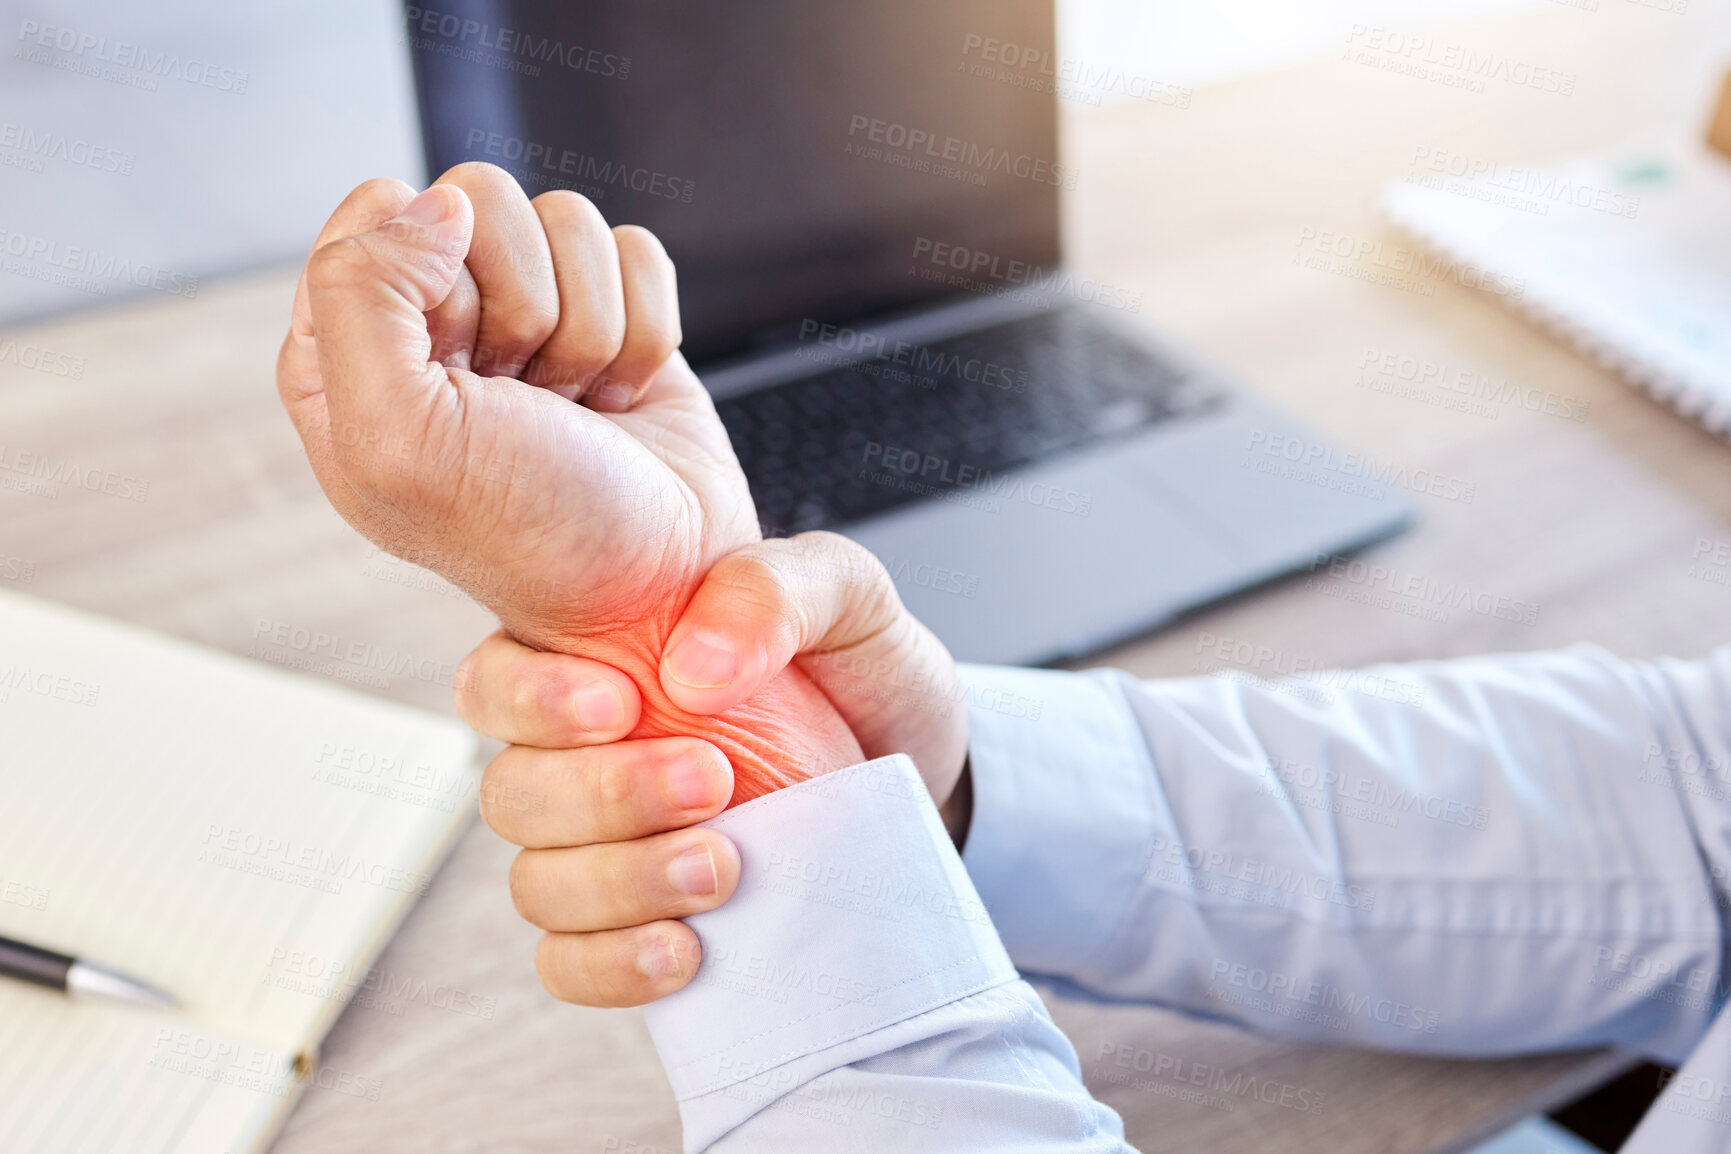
[959,648,1731,1062]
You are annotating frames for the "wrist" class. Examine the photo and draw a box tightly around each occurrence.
[512,621,864,808]
[939,755,973,850]
[637,663,865,807]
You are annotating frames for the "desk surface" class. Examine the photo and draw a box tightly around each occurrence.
[2,5,1725,1152]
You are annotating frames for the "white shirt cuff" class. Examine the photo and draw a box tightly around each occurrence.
[642,754,1018,1149]
[957,663,1164,978]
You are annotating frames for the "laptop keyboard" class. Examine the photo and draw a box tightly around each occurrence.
[715,306,1225,535]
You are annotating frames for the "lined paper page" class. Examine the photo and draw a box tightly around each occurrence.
[0,983,299,1154]
[0,588,478,1056]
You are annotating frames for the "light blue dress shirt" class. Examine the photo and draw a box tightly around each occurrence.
[645,645,1731,1152]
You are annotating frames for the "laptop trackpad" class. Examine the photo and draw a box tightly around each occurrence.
[841,432,1245,665]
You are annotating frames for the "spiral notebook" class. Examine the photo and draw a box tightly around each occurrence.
[0,589,478,1154]
[1382,144,1731,436]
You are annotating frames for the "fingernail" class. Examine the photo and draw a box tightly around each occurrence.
[571,680,625,732]
[664,632,738,690]
[394,186,455,229]
[667,844,718,897]
[667,753,722,811]
[638,938,683,981]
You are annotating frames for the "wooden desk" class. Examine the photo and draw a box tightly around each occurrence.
[0,4,1719,1151]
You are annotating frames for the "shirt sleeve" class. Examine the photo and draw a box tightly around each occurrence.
[958,647,1731,1064]
[640,754,1134,1154]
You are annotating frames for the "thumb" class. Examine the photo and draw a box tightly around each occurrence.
[659,532,909,716]
[304,184,474,466]
[661,532,967,790]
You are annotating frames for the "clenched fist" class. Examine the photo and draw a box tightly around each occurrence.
[276,163,861,802]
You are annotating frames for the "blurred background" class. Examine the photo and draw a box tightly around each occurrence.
[1,0,1696,326]
[7,2,1731,1152]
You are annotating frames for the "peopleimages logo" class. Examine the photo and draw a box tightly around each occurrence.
[860,441,1093,517]
[0,663,100,707]
[463,129,695,203]
[0,877,48,911]
[1242,429,1476,505]
[1144,836,1376,911]
[1355,346,1588,423]
[16,20,249,94]
[1208,959,1441,1034]
[1405,147,1639,220]
[799,318,1028,392]
[249,618,461,689]
[1262,755,1491,832]
[846,114,1077,189]
[909,238,1143,313]
[0,121,134,175]
[1093,1043,1326,1114]
[1293,227,1523,299]
[0,228,198,299]
[0,338,85,378]
[1305,552,1539,627]
[0,444,150,502]
[404,6,630,79]
[959,34,1192,108]
[1342,25,1575,97]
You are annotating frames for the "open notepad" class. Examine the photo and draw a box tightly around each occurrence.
[0,589,478,1154]
[1383,145,1731,436]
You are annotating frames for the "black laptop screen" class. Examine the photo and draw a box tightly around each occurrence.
[408,0,1062,367]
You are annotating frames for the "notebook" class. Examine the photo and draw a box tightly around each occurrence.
[0,589,479,1154]
[1382,145,1731,435]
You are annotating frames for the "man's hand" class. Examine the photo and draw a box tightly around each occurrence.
[447,640,738,1006]
[458,530,971,1007]
[277,166,861,802]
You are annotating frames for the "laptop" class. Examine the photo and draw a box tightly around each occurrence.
[406,0,1412,665]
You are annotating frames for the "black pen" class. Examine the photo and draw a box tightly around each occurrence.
[0,934,176,1008]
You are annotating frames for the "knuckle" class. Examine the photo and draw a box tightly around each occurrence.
[507,672,550,738]
[477,754,520,840]
[353,175,413,201]
[451,677,475,726]
[534,188,606,227]
[808,531,885,582]
[440,160,519,196]
[546,932,646,1009]
[807,531,900,617]
[452,652,484,717]
[558,329,626,376]
[614,228,681,342]
[507,851,548,924]
[347,177,416,219]
[609,850,658,922]
[707,552,797,636]
[719,550,790,603]
[611,222,662,252]
[305,237,376,294]
[592,754,636,821]
[623,313,680,365]
[477,762,502,829]
[489,301,559,353]
[533,935,587,1004]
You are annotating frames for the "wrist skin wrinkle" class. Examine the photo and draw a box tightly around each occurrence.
[507,617,865,809]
